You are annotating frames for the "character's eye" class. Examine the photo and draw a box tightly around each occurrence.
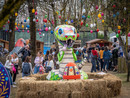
[58,29,63,35]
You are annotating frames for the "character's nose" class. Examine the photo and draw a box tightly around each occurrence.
[65,36,68,38]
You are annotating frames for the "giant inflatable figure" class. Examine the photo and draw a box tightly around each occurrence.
[0,63,11,98]
[47,25,88,80]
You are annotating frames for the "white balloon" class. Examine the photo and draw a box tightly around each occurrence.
[43,34,45,36]
[48,27,51,30]
[27,19,30,22]
[33,18,35,22]
[93,23,96,27]
[68,20,70,24]
[90,24,93,28]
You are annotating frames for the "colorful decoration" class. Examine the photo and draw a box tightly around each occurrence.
[90,30,93,33]
[35,11,37,15]
[82,15,86,19]
[39,32,41,35]
[51,30,53,34]
[27,30,29,33]
[15,12,18,16]
[38,29,39,31]
[71,20,74,23]
[118,26,121,30]
[18,29,20,32]
[8,21,10,24]
[96,29,99,32]
[87,15,90,18]
[0,63,11,98]
[101,13,104,16]
[128,33,130,37]
[116,34,119,38]
[44,25,46,27]
[24,19,26,22]
[113,5,116,8]
[85,23,88,27]
[45,27,48,31]
[33,18,36,22]
[102,20,104,23]
[96,5,98,9]
[26,25,30,28]
[44,15,47,18]
[32,9,35,13]
[80,21,83,26]
[16,27,18,30]
[116,12,119,16]
[80,70,88,80]
[22,25,24,28]
[43,19,47,23]
[15,22,17,26]
[22,30,24,32]
[46,70,62,80]
[77,33,79,37]
[98,14,101,18]
[63,63,81,80]
[118,30,121,34]
[59,15,61,19]
[43,34,45,36]
[113,14,116,18]
[65,19,67,22]
[36,19,38,22]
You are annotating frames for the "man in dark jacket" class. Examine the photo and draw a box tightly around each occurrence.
[112,45,118,72]
[21,45,31,62]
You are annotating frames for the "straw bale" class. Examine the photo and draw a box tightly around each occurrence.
[53,91,70,98]
[36,81,57,92]
[71,91,82,98]
[55,81,70,92]
[66,80,84,91]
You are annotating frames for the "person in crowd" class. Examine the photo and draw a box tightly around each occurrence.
[53,52,59,69]
[87,46,92,63]
[96,48,100,71]
[52,49,56,56]
[103,47,111,72]
[11,53,19,86]
[96,43,100,50]
[76,49,83,63]
[49,48,53,55]
[112,45,118,72]
[91,47,98,72]
[22,56,33,77]
[99,47,104,71]
[5,56,13,87]
[44,50,49,62]
[21,45,31,62]
[34,51,44,74]
[82,46,87,58]
[119,46,123,57]
[46,55,54,73]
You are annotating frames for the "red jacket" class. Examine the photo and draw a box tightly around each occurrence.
[92,50,98,57]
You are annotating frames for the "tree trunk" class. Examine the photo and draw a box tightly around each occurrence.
[28,1,36,66]
[104,27,108,40]
[9,15,16,52]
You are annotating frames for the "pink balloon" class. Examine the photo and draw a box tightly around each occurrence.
[128,33,130,37]
[90,30,93,33]
[22,30,24,32]
[59,15,61,18]
[39,32,41,35]
[45,27,48,31]
[96,5,98,9]
[27,30,29,33]
[35,11,37,15]
[40,36,42,38]
[101,13,104,16]
[16,27,18,30]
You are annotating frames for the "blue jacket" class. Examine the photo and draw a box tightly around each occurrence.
[103,51,111,60]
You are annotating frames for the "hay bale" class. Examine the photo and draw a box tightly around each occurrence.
[71,91,82,98]
[53,91,70,98]
[16,73,122,98]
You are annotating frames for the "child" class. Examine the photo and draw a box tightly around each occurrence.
[11,53,19,86]
[22,56,33,77]
[34,52,44,74]
[5,55,13,87]
[46,55,54,73]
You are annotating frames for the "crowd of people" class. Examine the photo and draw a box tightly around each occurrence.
[4,45,57,87]
[4,43,129,88]
[81,44,124,73]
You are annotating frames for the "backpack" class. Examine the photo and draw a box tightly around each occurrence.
[22,62,30,74]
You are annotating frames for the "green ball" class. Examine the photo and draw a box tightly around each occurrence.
[28,17,30,19]
[86,23,88,27]
[87,15,90,18]
[116,34,119,38]
[45,15,47,18]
